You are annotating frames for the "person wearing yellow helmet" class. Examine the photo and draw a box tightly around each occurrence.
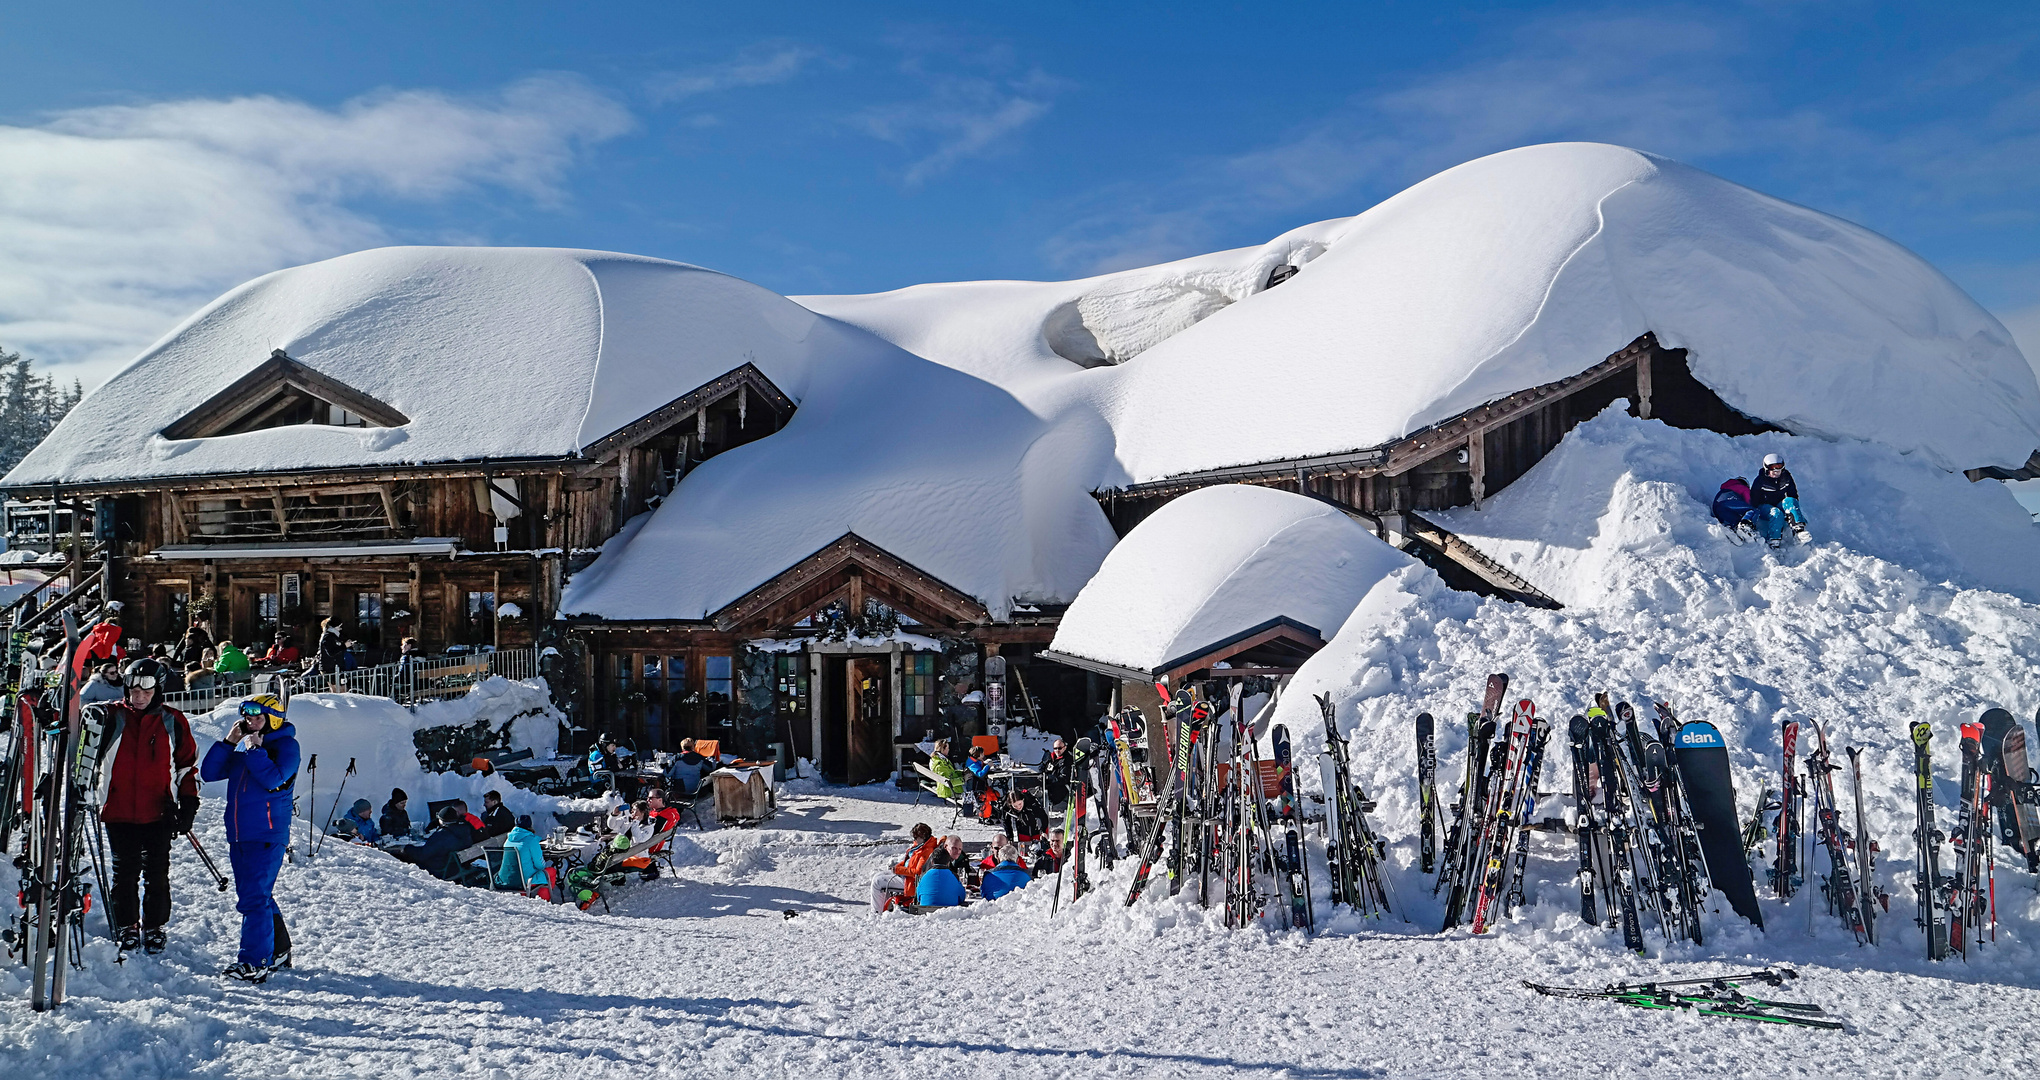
[199,693,300,982]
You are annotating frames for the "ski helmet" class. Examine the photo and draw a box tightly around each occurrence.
[1762,453,1784,467]
[121,657,168,706]
[239,693,288,731]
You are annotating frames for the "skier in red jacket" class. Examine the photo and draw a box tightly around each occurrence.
[87,656,198,955]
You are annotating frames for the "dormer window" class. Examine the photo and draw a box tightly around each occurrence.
[162,349,407,440]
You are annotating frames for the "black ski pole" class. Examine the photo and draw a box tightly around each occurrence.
[313,756,357,858]
[185,832,230,892]
[303,753,316,863]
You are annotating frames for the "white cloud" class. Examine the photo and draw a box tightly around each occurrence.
[0,74,632,388]
[854,67,1066,187]
[646,46,824,103]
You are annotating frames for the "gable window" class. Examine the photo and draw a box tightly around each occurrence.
[163,349,408,440]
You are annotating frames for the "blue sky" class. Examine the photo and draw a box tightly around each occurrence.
[3,1,2038,386]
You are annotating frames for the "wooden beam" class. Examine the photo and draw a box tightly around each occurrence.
[1469,427,1487,509]
[1636,347,1654,419]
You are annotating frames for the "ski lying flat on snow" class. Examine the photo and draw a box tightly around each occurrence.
[1524,967,1843,1030]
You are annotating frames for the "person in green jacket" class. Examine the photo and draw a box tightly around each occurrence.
[926,738,965,800]
[214,641,251,674]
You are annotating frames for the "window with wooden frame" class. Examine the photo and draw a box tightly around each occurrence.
[901,653,936,740]
[178,485,401,543]
[704,655,733,730]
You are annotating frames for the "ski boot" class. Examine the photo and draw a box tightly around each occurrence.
[1791,518,1812,544]
[143,928,167,955]
[1767,536,1782,550]
[117,925,142,954]
[221,961,270,984]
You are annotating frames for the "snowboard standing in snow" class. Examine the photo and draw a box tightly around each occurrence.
[1417,712,1437,875]
[1979,708,2039,873]
[1910,722,1949,961]
[1670,715,1764,928]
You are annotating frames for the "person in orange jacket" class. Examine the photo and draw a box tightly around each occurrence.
[871,822,937,912]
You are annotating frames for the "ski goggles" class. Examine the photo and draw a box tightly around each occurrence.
[126,673,159,690]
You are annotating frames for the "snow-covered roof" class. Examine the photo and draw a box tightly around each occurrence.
[5,247,823,486]
[556,316,1120,623]
[807,143,2040,478]
[1047,486,1413,676]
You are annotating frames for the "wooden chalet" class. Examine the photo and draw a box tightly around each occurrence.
[568,533,1103,785]
[7,350,792,661]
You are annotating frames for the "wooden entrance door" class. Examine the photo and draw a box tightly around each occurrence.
[845,656,891,785]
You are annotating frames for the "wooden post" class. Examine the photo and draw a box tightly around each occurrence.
[1469,429,1487,509]
[1636,352,1654,420]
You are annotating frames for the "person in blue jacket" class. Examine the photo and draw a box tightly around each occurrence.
[979,841,1032,901]
[200,693,300,982]
[915,847,967,908]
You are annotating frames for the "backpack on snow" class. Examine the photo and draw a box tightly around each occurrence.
[1711,478,1758,534]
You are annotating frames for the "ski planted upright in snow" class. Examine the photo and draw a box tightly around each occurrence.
[1910,721,1948,961]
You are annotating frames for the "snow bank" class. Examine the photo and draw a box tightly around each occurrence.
[1273,407,2040,951]
[189,676,567,832]
[1049,485,1411,674]
[6,247,826,485]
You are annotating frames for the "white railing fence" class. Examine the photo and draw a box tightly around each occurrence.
[42,647,540,715]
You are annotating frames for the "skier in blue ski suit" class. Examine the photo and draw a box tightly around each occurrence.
[199,694,299,977]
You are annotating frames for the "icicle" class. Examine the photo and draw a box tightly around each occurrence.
[696,409,707,443]
[738,384,748,428]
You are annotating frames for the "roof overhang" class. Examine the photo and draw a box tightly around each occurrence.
[1043,615,1328,686]
[151,538,461,560]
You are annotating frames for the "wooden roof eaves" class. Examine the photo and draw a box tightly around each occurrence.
[161,351,410,440]
[1099,333,1658,500]
[1154,616,1327,685]
[709,532,991,633]
[579,362,795,462]
[1040,616,1327,686]
[9,455,583,499]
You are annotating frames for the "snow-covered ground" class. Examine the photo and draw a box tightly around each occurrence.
[7,771,2037,1079]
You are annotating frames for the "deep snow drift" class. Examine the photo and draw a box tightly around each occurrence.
[1272,407,2040,967]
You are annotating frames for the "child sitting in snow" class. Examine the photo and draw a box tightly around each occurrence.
[1749,453,1810,549]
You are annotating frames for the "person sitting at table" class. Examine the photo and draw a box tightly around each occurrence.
[214,640,251,674]
[609,800,661,881]
[447,799,484,834]
[380,788,414,840]
[962,747,995,820]
[644,788,681,835]
[335,798,380,845]
[980,840,1032,900]
[494,814,551,897]
[396,805,480,880]
[1003,789,1049,846]
[1032,829,1067,879]
[925,739,965,800]
[259,632,299,667]
[871,823,936,913]
[664,740,711,796]
[184,662,215,695]
[915,847,967,908]
[603,800,633,838]
[478,790,515,839]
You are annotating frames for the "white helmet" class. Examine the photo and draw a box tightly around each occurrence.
[1761,453,1784,467]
